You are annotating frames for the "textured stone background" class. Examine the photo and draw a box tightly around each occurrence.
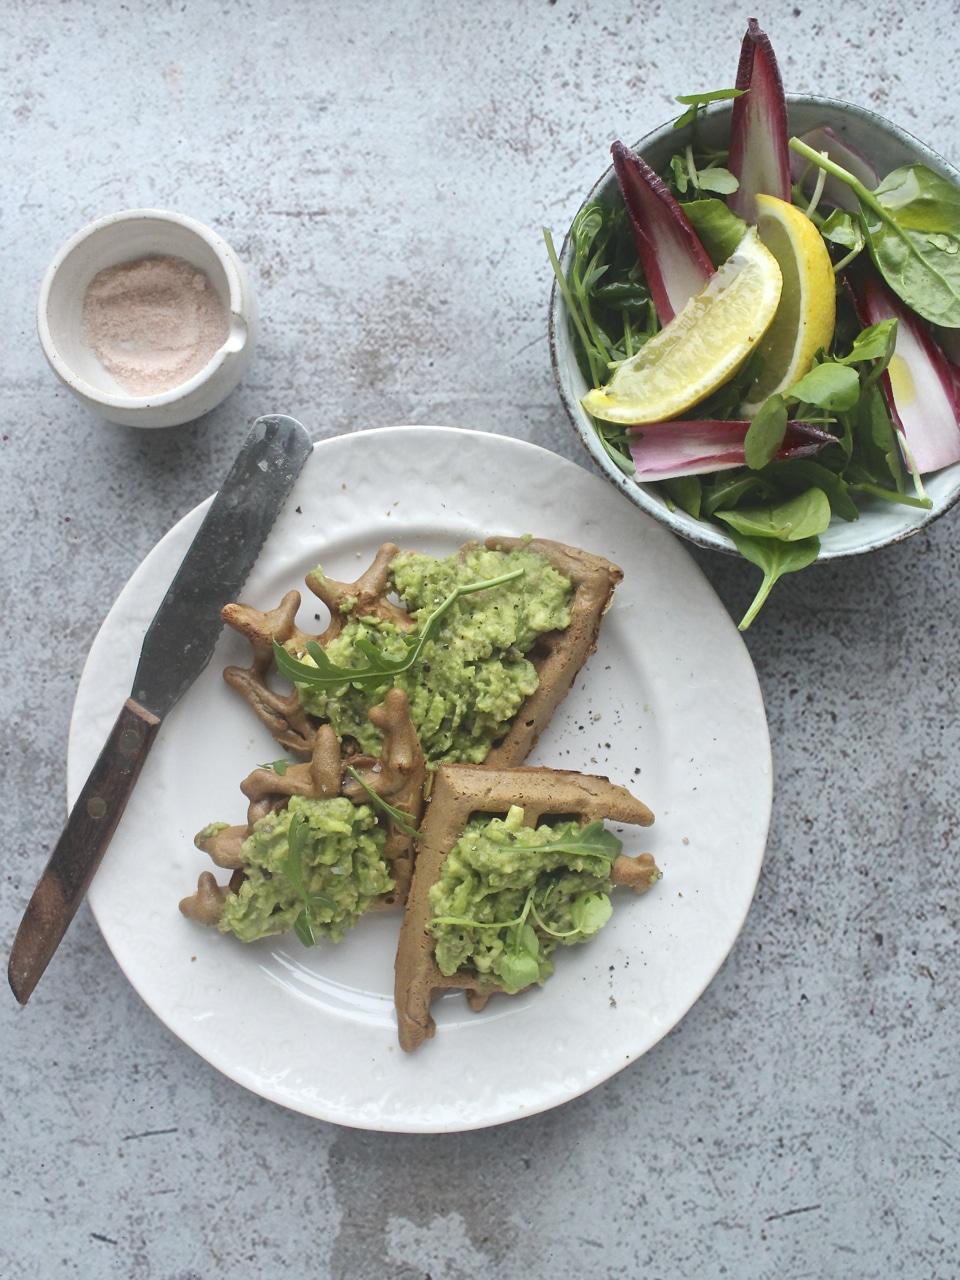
[2,2,958,1277]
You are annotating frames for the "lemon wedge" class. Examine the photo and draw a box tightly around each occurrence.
[739,193,837,416]
[581,226,782,425]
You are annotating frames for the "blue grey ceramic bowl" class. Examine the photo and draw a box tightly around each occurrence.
[549,95,960,559]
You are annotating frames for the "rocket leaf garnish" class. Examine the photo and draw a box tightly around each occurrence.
[281,810,340,948]
[343,765,420,839]
[272,566,524,692]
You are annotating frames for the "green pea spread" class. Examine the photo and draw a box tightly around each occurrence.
[428,805,617,994]
[214,795,393,944]
[295,543,572,765]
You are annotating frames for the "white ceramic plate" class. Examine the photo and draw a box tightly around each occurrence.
[73,426,771,1132]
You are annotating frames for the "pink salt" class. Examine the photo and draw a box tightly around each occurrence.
[80,254,229,396]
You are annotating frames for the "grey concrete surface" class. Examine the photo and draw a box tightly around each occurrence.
[2,2,958,1277]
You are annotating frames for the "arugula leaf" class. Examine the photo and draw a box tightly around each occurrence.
[522,819,623,863]
[273,566,524,692]
[281,810,340,947]
[344,765,420,838]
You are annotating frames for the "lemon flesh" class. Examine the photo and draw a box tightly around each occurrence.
[739,193,837,417]
[582,226,782,426]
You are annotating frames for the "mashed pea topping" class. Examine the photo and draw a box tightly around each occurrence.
[217,794,393,944]
[295,544,572,765]
[428,805,620,994]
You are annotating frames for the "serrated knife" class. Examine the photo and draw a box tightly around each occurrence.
[8,413,313,1005]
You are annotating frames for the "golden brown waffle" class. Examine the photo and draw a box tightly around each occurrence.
[219,536,622,766]
[394,763,658,1053]
[179,687,426,926]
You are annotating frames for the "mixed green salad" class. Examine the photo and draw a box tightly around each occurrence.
[548,19,960,628]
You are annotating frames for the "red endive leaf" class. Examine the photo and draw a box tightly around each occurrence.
[626,418,833,481]
[611,140,714,324]
[847,267,960,475]
[728,18,791,222]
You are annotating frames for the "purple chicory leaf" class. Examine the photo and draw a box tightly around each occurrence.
[790,126,880,211]
[611,140,714,324]
[626,418,833,481]
[847,267,960,475]
[727,18,791,222]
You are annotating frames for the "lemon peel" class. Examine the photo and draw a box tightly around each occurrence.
[739,193,837,417]
[581,226,783,426]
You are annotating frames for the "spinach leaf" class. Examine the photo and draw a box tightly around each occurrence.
[681,197,748,266]
[744,394,788,469]
[661,474,703,519]
[701,472,768,517]
[787,362,860,412]
[715,487,831,541]
[760,459,859,522]
[790,141,960,325]
[728,532,822,631]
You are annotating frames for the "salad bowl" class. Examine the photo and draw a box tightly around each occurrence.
[549,94,960,561]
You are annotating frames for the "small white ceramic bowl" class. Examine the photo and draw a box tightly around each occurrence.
[38,208,258,428]
[550,96,960,559]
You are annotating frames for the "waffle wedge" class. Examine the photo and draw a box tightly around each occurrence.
[394,763,658,1052]
[180,687,426,935]
[219,535,622,768]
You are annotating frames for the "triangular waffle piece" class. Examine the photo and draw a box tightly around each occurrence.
[219,536,622,768]
[394,763,657,1052]
[180,687,426,928]
[479,536,622,766]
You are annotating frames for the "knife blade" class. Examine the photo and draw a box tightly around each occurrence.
[8,413,313,1005]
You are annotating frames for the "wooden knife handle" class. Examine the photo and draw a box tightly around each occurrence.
[8,698,162,1004]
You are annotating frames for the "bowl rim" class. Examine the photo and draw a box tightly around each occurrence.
[36,207,254,412]
[549,93,960,560]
